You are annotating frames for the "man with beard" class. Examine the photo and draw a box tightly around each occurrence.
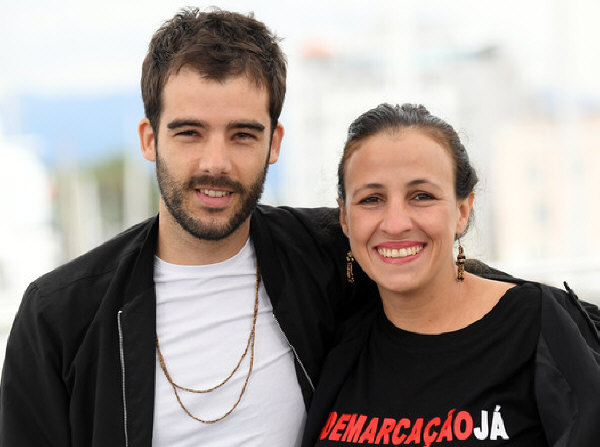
[3,8,598,447]
[0,7,374,447]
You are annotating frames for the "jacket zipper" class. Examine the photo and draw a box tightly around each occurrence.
[272,312,315,392]
[117,311,130,447]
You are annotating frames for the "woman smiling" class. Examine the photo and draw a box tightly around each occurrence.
[302,104,600,447]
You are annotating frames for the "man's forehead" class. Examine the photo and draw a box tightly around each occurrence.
[164,67,266,95]
[160,69,271,129]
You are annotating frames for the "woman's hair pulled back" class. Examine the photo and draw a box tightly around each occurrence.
[337,103,478,205]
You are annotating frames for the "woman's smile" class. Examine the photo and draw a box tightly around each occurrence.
[375,242,425,264]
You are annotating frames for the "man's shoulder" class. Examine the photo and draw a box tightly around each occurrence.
[10,217,157,352]
[254,204,340,237]
[32,217,156,298]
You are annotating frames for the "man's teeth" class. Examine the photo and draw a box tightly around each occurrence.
[378,245,423,258]
[200,189,231,198]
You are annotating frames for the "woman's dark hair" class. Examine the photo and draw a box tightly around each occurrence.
[337,103,479,234]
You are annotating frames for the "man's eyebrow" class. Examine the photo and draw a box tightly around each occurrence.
[228,121,265,132]
[166,119,206,130]
[165,120,266,132]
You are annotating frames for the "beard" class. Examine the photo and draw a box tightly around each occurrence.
[155,152,269,241]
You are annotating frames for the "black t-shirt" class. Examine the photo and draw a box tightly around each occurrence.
[316,283,548,446]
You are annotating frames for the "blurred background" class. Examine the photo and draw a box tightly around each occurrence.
[1,0,599,366]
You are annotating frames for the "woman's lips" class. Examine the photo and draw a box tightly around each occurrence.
[375,243,425,263]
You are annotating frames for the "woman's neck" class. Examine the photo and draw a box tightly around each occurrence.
[380,273,512,335]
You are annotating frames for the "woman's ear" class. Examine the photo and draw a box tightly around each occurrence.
[337,198,349,237]
[456,192,475,235]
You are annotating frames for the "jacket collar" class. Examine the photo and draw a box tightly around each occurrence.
[249,207,282,310]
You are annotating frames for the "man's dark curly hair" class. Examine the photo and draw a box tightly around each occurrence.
[141,7,287,135]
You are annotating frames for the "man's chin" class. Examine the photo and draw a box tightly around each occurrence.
[175,212,249,242]
[203,206,231,215]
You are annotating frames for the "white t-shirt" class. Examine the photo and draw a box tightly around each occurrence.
[152,239,306,446]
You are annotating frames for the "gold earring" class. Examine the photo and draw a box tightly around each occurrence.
[456,241,465,281]
[346,250,355,283]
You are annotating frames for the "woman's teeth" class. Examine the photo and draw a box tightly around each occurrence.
[377,245,423,258]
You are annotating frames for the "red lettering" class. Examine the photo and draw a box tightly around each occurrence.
[437,409,455,442]
[320,412,337,440]
[375,418,397,444]
[344,414,368,442]
[330,413,352,441]
[404,418,423,444]
[392,418,410,445]
[423,417,441,447]
[323,409,474,445]
[454,411,473,441]
[358,417,379,444]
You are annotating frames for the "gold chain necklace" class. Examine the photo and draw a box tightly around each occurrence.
[155,265,260,424]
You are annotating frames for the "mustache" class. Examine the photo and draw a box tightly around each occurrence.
[186,175,244,193]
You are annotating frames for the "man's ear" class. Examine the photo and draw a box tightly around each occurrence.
[268,122,284,164]
[337,198,349,237]
[139,118,157,162]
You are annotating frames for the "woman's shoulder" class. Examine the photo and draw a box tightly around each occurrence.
[474,272,600,348]
[461,273,523,324]
[537,282,600,349]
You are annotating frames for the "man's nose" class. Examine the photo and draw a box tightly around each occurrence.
[197,137,233,175]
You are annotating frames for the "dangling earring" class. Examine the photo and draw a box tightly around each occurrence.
[346,250,355,283]
[456,240,466,282]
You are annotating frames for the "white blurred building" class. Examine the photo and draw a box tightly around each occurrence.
[492,114,600,301]
[279,4,600,303]
[0,122,59,366]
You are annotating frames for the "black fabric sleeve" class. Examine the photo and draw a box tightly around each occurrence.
[0,283,71,446]
[535,287,600,446]
[481,273,600,346]
[563,282,600,343]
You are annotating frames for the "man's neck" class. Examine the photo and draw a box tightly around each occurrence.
[155,212,251,265]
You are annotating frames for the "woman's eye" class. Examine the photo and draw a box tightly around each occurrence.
[358,196,381,205]
[413,192,434,201]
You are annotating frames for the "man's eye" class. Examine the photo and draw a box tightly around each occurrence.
[235,132,256,140]
[176,130,198,137]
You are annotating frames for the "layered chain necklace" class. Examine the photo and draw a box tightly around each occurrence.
[155,265,260,424]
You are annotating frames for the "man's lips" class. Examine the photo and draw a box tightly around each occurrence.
[187,175,242,207]
[194,188,234,208]
[197,188,232,198]
[187,174,243,194]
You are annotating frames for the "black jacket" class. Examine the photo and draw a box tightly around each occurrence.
[301,277,600,447]
[0,206,378,447]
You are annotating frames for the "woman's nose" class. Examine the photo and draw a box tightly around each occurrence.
[379,203,413,235]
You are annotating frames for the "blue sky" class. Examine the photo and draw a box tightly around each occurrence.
[5,93,141,163]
